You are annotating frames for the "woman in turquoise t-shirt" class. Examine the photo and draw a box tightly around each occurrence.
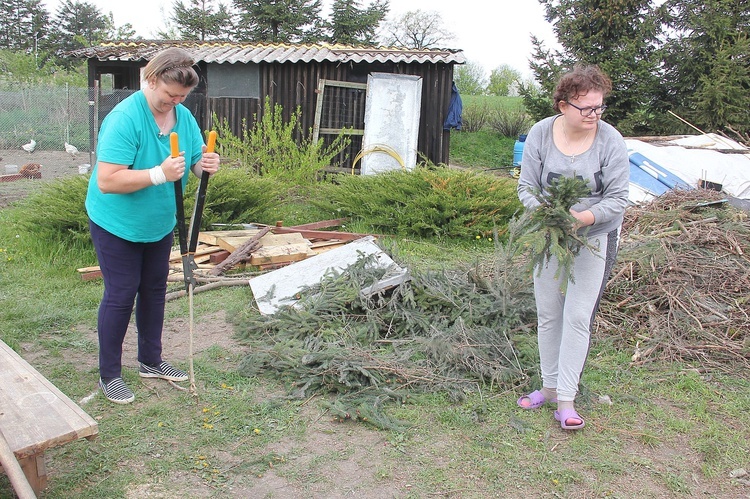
[86,47,220,404]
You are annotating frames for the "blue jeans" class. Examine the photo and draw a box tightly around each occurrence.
[89,220,173,378]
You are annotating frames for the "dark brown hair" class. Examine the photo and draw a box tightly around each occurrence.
[142,47,199,88]
[552,64,612,112]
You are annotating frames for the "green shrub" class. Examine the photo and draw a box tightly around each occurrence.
[188,168,289,228]
[4,169,287,254]
[214,98,350,185]
[12,175,91,249]
[489,108,534,139]
[460,99,491,132]
[312,166,522,239]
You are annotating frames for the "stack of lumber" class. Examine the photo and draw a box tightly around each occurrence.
[77,220,368,280]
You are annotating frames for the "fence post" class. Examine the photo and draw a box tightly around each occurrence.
[88,82,98,166]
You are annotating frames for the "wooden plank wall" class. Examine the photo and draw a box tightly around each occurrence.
[259,61,455,168]
[207,96,261,134]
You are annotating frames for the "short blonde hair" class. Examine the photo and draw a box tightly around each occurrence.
[142,47,199,88]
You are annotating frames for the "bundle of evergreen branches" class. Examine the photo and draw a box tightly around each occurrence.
[514,176,592,290]
[233,249,538,429]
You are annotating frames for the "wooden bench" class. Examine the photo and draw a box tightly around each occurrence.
[0,339,99,496]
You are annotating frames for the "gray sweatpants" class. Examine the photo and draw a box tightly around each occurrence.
[533,228,620,402]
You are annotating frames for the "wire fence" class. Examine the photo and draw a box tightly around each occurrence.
[0,85,92,153]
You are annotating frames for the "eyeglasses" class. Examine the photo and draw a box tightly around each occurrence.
[565,101,608,117]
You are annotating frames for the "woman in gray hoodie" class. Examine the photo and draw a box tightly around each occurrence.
[516,65,630,430]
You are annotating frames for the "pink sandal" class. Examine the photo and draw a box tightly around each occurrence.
[554,408,585,430]
[517,390,557,410]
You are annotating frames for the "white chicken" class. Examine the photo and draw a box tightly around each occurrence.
[64,142,79,158]
[22,139,36,153]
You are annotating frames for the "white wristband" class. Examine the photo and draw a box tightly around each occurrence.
[148,165,167,185]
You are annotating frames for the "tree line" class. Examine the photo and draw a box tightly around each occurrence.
[1,0,747,138]
[0,0,454,65]
[522,0,749,138]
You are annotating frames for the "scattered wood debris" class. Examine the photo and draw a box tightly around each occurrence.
[598,189,750,372]
[77,219,372,288]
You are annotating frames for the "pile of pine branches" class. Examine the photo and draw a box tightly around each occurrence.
[233,250,538,429]
[231,185,750,429]
[599,189,750,372]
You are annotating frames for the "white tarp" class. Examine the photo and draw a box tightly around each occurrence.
[625,135,750,200]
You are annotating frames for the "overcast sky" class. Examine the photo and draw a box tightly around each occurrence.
[42,0,559,77]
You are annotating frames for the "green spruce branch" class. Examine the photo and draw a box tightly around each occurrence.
[514,175,594,292]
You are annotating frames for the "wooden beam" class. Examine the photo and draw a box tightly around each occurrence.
[271,227,369,241]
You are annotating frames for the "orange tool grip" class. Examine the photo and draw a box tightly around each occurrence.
[170,132,179,158]
[206,130,217,153]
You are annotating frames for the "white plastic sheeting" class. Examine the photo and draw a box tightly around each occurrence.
[625,134,750,203]
[361,73,422,175]
[249,236,409,315]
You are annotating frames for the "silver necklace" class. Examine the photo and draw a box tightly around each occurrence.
[562,120,592,163]
[156,110,172,137]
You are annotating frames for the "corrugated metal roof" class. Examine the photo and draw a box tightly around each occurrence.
[68,40,466,65]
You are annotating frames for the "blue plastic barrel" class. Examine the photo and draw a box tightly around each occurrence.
[513,134,527,167]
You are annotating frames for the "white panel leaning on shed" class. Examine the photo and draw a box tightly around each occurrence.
[361,73,422,175]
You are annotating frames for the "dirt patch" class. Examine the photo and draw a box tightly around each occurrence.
[0,149,87,207]
[1,149,88,179]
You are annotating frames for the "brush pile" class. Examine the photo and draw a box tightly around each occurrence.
[231,188,750,428]
[233,250,538,428]
[598,189,750,371]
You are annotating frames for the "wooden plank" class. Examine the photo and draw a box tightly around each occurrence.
[216,232,308,253]
[310,240,345,249]
[311,242,349,254]
[168,243,222,262]
[197,229,260,247]
[0,341,98,461]
[170,263,215,272]
[76,266,100,273]
[259,232,307,246]
[287,218,346,230]
[0,429,38,498]
[194,254,213,264]
[215,236,249,253]
[272,227,370,242]
[250,242,315,266]
[319,127,365,136]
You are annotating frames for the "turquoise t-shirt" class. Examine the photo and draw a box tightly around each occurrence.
[85,91,205,242]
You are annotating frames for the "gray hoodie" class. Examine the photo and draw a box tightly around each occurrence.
[517,115,630,237]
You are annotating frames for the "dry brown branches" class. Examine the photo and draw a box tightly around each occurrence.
[598,189,750,372]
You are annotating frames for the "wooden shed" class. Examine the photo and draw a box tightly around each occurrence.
[69,40,465,171]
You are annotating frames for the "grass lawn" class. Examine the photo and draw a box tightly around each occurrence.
[1,215,748,498]
[0,122,748,498]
